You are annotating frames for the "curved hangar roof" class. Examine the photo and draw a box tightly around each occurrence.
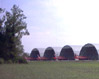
[43,47,55,60]
[30,48,40,59]
[60,45,75,60]
[79,43,98,60]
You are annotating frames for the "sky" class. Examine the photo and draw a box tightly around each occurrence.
[1,0,99,53]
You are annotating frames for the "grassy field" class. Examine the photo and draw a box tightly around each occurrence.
[0,61,99,79]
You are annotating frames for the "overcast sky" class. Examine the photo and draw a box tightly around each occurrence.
[1,0,99,53]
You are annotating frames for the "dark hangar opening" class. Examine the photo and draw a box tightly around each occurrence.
[79,43,98,60]
[43,47,55,60]
[59,45,75,60]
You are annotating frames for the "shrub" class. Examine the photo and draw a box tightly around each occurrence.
[13,57,28,64]
[6,60,13,64]
[0,58,4,64]
[13,57,19,63]
[18,57,28,64]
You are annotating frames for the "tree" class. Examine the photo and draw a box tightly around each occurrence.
[0,5,29,60]
[0,8,6,59]
[22,52,29,57]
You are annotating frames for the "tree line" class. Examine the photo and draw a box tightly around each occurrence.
[0,5,29,63]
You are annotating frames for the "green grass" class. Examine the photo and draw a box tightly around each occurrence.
[0,61,99,79]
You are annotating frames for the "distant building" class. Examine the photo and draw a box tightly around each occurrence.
[30,48,40,60]
[43,47,56,60]
[59,45,75,60]
[79,43,98,60]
